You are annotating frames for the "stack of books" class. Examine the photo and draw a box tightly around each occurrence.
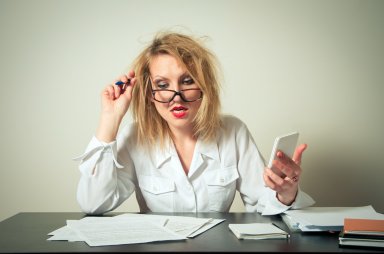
[339,218,384,248]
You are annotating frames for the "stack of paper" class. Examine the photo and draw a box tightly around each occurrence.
[339,218,384,248]
[47,214,224,246]
[228,223,289,240]
[282,205,384,232]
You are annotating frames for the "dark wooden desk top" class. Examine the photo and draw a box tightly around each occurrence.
[0,212,382,253]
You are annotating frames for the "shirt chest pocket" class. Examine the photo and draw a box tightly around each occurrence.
[138,175,175,212]
[203,166,239,212]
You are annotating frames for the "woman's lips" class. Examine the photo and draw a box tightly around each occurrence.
[171,106,188,118]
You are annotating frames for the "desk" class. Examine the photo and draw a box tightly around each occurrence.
[0,212,382,253]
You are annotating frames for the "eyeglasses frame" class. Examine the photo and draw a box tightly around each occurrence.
[151,88,203,103]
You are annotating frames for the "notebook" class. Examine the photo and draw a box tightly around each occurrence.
[228,223,289,240]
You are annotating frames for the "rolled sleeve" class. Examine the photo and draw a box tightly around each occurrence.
[73,136,123,176]
[256,187,316,215]
[74,136,135,215]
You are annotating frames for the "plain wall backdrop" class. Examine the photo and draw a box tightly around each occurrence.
[0,0,383,221]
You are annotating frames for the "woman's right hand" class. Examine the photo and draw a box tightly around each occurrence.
[96,70,137,142]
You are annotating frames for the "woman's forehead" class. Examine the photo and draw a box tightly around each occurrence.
[149,54,188,78]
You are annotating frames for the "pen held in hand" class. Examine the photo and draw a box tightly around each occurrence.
[115,79,131,86]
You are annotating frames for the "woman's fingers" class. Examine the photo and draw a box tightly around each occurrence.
[292,143,308,165]
[102,85,115,100]
[115,71,136,94]
[265,167,284,186]
[127,70,136,79]
[274,151,301,179]
[125,71,137,96]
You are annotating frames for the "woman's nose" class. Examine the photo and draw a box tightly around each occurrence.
[172,92,183,102]
[170,84,182,102]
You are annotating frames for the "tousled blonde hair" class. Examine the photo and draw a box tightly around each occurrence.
[131,31,222,148]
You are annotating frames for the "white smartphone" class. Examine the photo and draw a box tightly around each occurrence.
[267,132,299,176]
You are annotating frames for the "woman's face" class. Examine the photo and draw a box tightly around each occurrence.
[149,54,202,134]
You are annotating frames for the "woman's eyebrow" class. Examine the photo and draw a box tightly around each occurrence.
[152,75,168,82]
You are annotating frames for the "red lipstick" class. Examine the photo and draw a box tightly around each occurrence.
[171,106,188,118]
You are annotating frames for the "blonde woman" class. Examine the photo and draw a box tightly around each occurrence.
[76,32,315,215]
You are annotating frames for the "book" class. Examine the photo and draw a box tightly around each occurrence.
[339,218,384,248]
[339,232,384,248]
[228,223,289,240]
[343,218,384,236]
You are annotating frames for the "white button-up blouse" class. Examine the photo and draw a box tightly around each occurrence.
[76,115,315,215]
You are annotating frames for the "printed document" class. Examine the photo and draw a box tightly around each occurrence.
[66,217,185,246]
[283,205,384,232]
[116,213,224,238]
[47,213,224,246]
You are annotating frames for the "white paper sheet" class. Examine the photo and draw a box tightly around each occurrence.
[116,213,216,237]
[47,225,82,241]
[66,216,186,246]
[285,205,384,226]
[47,213,224,246]
[47,217,109,241]
[188,219,225,237]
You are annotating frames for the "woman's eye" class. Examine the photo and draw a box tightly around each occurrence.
[182,77,194,85]
[156,81,169,89]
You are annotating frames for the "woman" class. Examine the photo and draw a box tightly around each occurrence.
[75,32,315,215]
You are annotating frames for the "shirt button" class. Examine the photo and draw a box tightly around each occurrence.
[220,178,224,183]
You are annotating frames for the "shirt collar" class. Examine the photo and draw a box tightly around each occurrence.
[153,136,220,169]
[196,137,220,161]
[154,140,174,169]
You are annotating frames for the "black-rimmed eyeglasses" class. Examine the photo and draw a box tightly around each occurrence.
[151,88,203,103]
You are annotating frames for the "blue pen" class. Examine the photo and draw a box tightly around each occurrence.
[115,79,131,86]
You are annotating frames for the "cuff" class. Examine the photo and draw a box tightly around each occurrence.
[259,188,291,215]
[290,188,316,210]
[259,187,316,215]
[73,136,123,176]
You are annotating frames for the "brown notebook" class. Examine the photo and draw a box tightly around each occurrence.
[344,218,384,236]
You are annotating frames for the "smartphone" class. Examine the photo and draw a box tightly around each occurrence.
[267,132,299,177]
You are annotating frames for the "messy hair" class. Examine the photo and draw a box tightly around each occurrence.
[130,31,222,148]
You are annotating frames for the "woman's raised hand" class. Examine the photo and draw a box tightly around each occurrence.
[263,144,308,206]
[96,70,137,142]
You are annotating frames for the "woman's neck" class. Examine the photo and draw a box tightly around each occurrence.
[169,125,195,144]
[169,126,197,175]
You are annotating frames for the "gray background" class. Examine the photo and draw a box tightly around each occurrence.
[0,0,383,221]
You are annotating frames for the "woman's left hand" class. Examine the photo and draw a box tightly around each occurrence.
[263,144,308,206]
